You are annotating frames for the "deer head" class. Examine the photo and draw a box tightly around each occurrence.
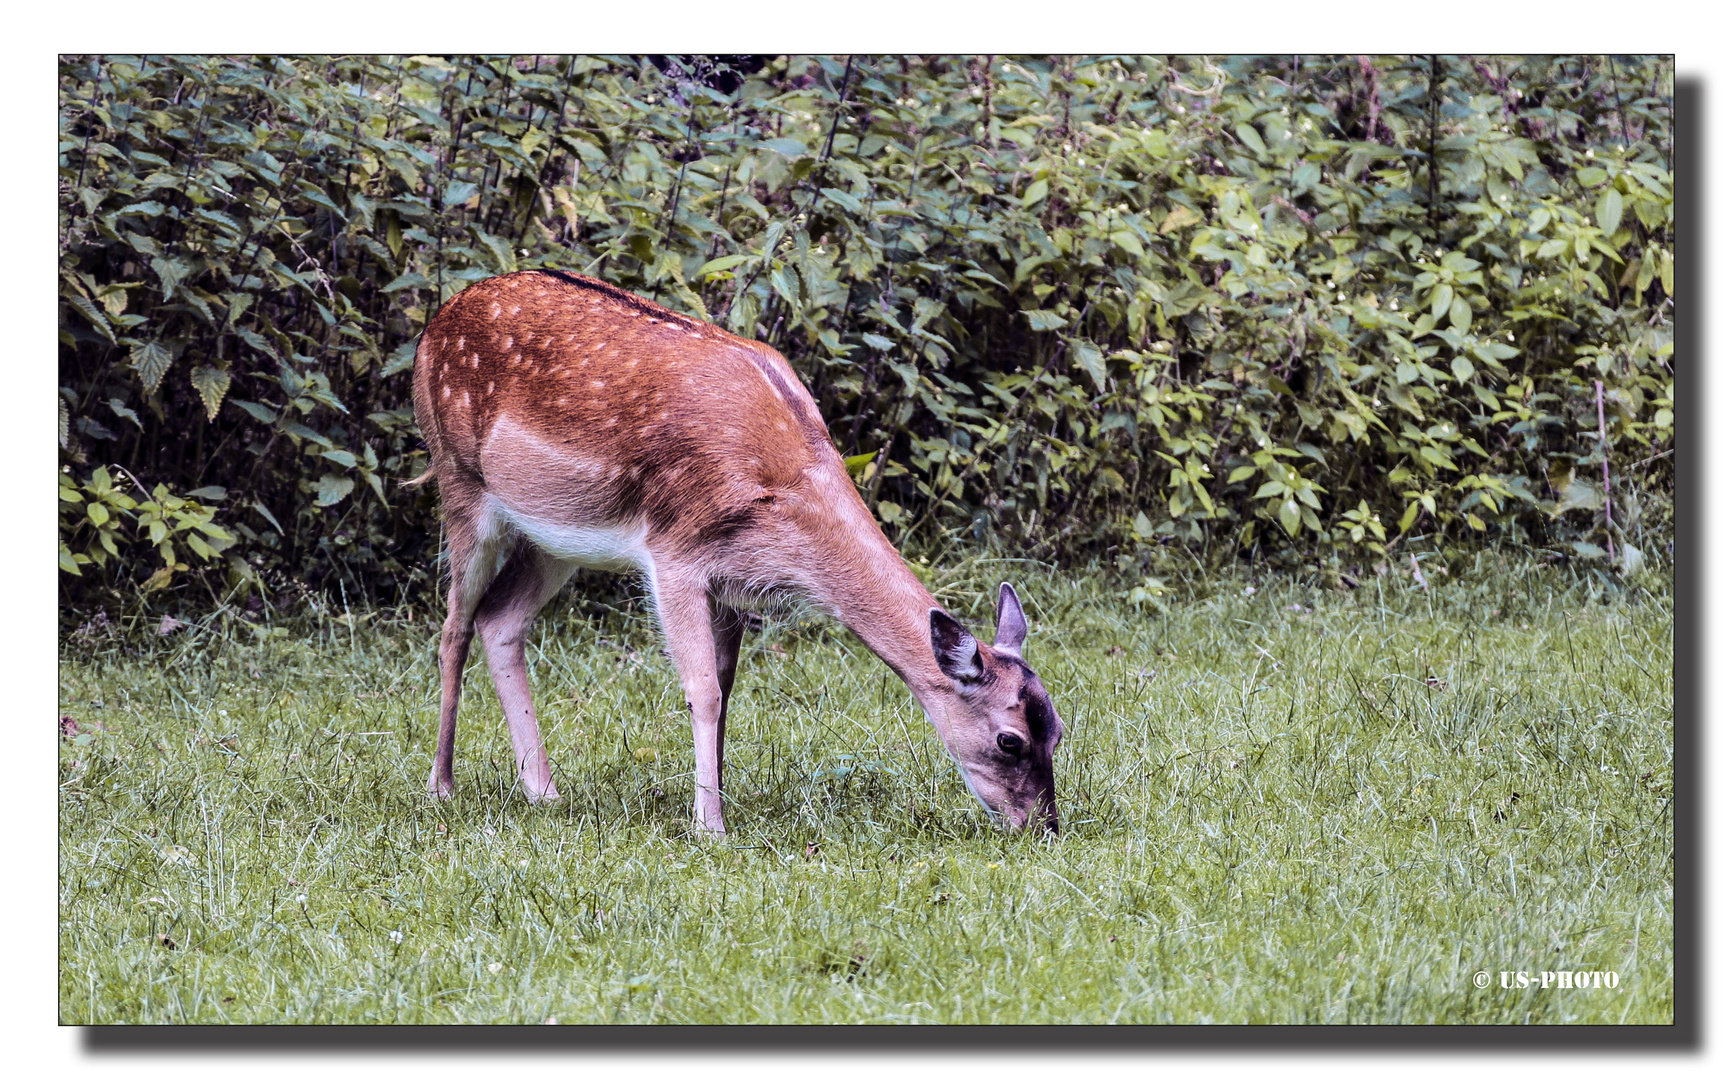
[927,583,1062,832]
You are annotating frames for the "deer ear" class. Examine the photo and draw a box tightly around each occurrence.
[993,582,1028,656]
[930,609,983,683]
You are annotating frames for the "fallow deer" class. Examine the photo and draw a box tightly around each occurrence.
[411,269,1062,834]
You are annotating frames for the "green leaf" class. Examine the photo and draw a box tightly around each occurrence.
[1449,295,1472,335]
[1234,123,1267,156]
[1553,478,1604,515]
[1596,188,1623,238]
[252,500,283,534]
[1131,510,1154,539]
[1619,542,1644,576]
[1159,204,1202,235]
[442,180,478,208]
[821,187,863,214]
[758,138,807,158]
[1070,339,1106,392]
[1021,178,1050,208]
[65,293,114,341]
[1278,498,1301,537]
[1451,355,1475,382]
[697,254,752,277]
[1024,310,1067,332]
[472,230,516,274]
[185,486,227,502]
[284,422,334,449]
[321,450,358,468]
[1429,284,1453,320]
[107,398,142,430]
[1227,465,1258,484]
[381,272,431,293]
[231,399,279,424]
[315,475,355,507]
[150,256,191,299]
[861,333,895,351]
[189,366,230,421]
[87,502,110,527]
[131,341,174,394]
[842,451,877,478]
[380,343,417,378]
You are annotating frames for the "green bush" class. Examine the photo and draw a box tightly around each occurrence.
[58,54,1673,609]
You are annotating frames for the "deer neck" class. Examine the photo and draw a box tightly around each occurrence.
[796,510,952,707]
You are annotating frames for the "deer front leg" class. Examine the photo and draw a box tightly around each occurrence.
[653,574,730,835]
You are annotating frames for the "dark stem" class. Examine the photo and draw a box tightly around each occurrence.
[1427,55,1439,234]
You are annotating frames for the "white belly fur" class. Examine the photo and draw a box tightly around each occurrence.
[483,492,651,573]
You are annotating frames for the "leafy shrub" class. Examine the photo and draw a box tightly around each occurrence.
[58,54,1673,609]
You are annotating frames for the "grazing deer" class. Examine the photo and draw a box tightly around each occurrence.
[411,269,1062,834]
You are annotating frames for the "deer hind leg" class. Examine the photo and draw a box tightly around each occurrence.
[709,599,749,803]
[650,570,731,834]
[429,495,509,800]
[473,540,575,803]
[711,599,749,723]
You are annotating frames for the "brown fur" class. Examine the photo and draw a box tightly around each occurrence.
[413,270,1062,833]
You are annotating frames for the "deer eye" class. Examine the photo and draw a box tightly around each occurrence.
[996,732,1025,756]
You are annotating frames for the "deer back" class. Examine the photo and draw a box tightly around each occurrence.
[412,270,845,557]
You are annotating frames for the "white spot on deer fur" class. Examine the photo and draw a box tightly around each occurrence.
[626,357,640,368]
[557,397,568,405]
[777,421,789,432]
[608,465,622,480]
[456,336,465,351]
[502,335,514,351]
[658,410,668,421]
[461,391,470,407]
[490,303,501,319]
[442,385,451,399]
[486,382,495,395]
[592,342,605,351]
[592,379,607,389]
[689,332,703,340]
[510,305,520,316]
[471,355,481,367]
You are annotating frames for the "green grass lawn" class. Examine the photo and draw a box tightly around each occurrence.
[58,559,1674,1024]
